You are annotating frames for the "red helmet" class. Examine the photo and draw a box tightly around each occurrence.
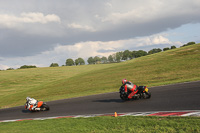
[122,79,127,84]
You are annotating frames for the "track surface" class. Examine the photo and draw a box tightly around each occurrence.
[0,81,200,121]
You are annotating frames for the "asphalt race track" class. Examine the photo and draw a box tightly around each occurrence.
[0,81,200,121]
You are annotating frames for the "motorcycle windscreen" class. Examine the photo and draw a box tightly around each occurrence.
[37,101,44,108]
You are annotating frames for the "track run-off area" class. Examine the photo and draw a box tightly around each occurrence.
[0,81,200,122]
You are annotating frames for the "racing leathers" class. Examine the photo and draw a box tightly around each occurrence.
[26,97,38,111]
[124,81,138,99]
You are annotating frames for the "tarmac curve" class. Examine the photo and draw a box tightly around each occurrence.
[0,81,200,121]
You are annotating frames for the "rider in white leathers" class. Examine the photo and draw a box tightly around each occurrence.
[26,97,38,110]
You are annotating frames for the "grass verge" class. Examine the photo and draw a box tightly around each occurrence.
[0,116,200,133]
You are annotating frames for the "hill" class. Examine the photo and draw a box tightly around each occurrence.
[0,44,200,108]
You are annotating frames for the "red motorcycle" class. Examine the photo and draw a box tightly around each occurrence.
[119,85,151,101]
[25,101,50,111]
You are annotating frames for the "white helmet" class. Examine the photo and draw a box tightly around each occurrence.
[26,97,31,101]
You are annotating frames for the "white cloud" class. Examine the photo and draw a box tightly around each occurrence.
[0,12,60,29]
[68,23,96,32]
[51,34,181,58]
[151,35,170,44]
[20,12,60,24]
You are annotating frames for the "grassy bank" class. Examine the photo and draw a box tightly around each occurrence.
[0,44,200,108]
[0,116,200,133]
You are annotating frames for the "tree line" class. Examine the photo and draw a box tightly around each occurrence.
[65,45,176,65]
[64,42,195,66]
[2,41,196,70]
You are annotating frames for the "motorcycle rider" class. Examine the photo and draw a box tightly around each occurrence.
[26,97,38,111]
[122,79,138,99]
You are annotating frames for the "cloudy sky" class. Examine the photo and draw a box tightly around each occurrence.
[0,0,200,69]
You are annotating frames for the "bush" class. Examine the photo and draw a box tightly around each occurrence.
[50,63,59,67]
[19,65,37,69]
[163,47,170,51]
[148,48,162,54]
[171,46,176,49]
[7,68,14,70]
[182,42,196,47]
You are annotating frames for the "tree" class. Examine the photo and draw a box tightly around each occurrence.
[75,58,85,65]
[19,65,37,69]
[78,58,85,65]
[163,47,170,51]
[112,53,117,62]
[94,56,101,64]
[87,57,95,64]
[182,41,196,47]
[50,63,59,67]
[115,53,121,62]
[135,50,147,57]
[130,51,137,58]
[108,55,114,63]
[101,56,108,64]
[75,59,79,66]
[122,50,131,60]
[187,42,195,45]
[171,45,176,49]
[66,58,74,66]
[148,48,162,54]
[115,52,123,62]
[7,68,14,70]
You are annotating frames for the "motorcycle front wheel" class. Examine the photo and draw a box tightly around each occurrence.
[41,104,50,111]
[120,94,129,101]
[145,91,151,99]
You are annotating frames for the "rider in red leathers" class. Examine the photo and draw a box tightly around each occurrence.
[122,79,138,99]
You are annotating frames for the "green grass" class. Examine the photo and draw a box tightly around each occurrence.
[0,116,200,133]
[0,44,200,108]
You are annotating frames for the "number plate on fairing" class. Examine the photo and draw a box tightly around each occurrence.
[145,88,148,92]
